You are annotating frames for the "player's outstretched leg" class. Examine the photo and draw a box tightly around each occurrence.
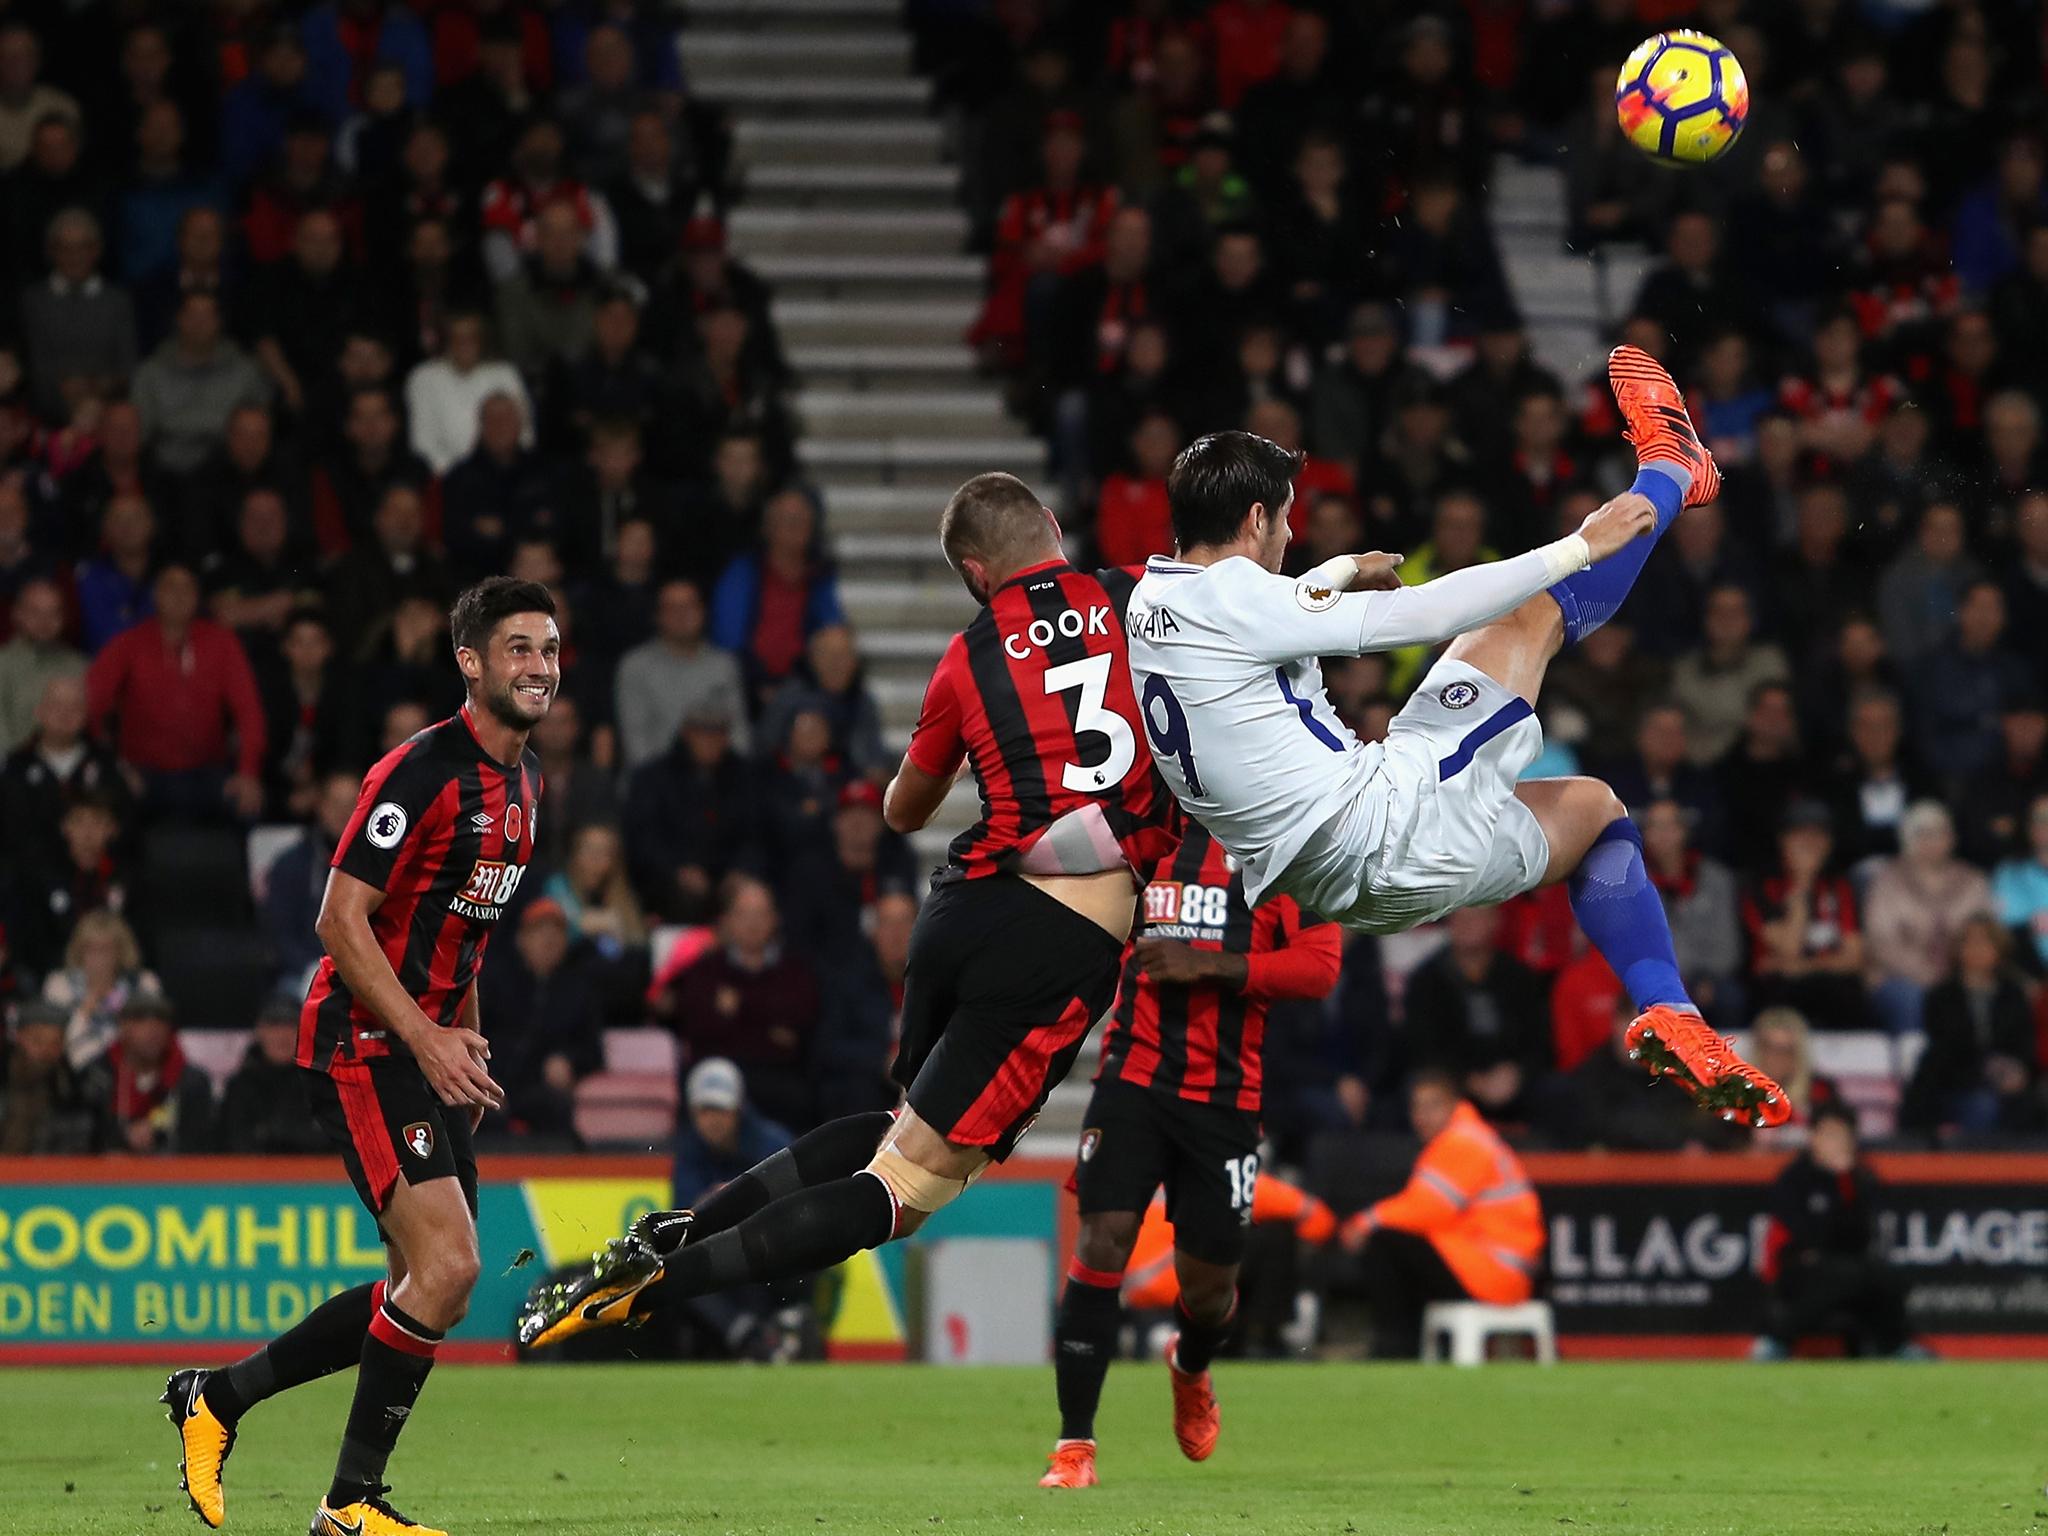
[520,1111,897,1348]
[1547,345,1720,644]
[162,1281,383,1526]
[1528,780,1788,1127]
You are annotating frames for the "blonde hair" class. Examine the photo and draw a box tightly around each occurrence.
[65,910,142,974]
[571,823,646,947]
[1750,1007,1814,1110]
[1900,799,1954,847]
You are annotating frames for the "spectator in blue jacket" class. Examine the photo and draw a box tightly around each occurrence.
[297,2,433,129]
[219,27,325,191]
[74,493,156,653]
[670,1056,793,1207]
[1994,793,2048,969]
[709,487,844,705]
[261,771,357,990]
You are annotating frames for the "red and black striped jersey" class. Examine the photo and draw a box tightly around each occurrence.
[298,707,542,1071]
[1099,822,1341,1112]
[905,558,1178,883]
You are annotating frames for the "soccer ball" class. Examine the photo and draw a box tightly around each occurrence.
[1615,30,1749,166]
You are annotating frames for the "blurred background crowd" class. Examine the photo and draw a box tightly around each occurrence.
[0,0,2044,1184]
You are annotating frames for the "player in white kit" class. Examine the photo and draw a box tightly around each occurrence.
[1125,347,1787,1127]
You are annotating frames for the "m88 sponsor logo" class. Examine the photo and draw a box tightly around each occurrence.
[1144,879,1229,933]
[453,860,525,920]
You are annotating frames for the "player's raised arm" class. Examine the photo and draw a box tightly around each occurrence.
[885,631,969,833]
[314,870,503,1110]
[1295,491,1656,657]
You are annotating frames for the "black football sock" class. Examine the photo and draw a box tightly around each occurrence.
[630,1112,897,1319]
[203,1281,380,1423]
[688,1111,896,1238]
[1054,1265,1123,1441]
[1171,1293,1236,1376]
[326,1294,443,1509]
[660,1172,899,1296]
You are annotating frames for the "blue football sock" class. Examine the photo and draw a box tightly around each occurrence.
[1548,462,1689,643]
[1567,817,1694,1014]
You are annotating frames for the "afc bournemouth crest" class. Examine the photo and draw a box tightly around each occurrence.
[1077,1127,1101,1163]
[402,1122,434,1159]
[1439,680,1480,710]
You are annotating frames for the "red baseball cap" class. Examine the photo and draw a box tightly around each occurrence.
[838,781,884,813]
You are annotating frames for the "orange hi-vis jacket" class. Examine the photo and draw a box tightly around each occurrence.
[1121,1173,1336,1310]
[1345,1102,1544,1304]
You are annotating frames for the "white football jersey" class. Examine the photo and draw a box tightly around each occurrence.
[1125,554,1391,906]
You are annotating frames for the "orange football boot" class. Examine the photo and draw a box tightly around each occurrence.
[1609,344,1721,505]
[1626,1004,1790,1127]
[1166,1334,1220,1461]
[1038,1440,1098,1488]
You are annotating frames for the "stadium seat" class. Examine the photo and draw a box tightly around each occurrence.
[1421,1300,1558,1366]
[246,824,305,902]
[572,1071,680,1149]
[136,827,254,945]
[152,927,275,1032]
[1801,1031,1894,1079]
[179,1028,251,1097]
[602,1028,680,1077]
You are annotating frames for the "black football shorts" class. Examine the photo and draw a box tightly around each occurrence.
[302,1056,479,1221]
[1073,1075,1262,1267]
[894,876,1125,1160]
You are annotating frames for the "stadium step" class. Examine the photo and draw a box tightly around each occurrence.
[741,162,954,210]
[741,162,961,209]
[702,76,930,113]
[714,0,1030,766]
[754,252,982,286]
[797,385,1015,438]
[730,206,969,257]
[685,0,902,22]
[798,435,1046,485]
[733,117,945,168]
[839,577,977,630]
[790,341,983,389]
[773,297,975,349]
[832,530,947,563]
[1489,155,1658,382]
[680,29,912,77]
[1490,159,1569,230]
[855,627,966,662]
[818,482,951,533]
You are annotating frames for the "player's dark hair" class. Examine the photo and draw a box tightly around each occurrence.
[940,471,1055,571]
[450,576,555,656]
[1167,430,1303,552]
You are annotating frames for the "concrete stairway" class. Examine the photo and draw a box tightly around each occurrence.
[682,0,1050,861]
[1489,158,1653,385]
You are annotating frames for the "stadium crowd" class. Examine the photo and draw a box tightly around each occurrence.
[934,0,2048,1156]
[1,0,2047,1174]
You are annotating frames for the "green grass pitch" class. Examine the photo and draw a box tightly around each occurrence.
[9,1362,2048,1535]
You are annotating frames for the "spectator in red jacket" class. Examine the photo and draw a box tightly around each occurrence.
[85,563,265,819]
[1207,0,1292,110]
[971,110,1119,371]
[1743,800,1868,1030]
[1093,406,1177,566]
